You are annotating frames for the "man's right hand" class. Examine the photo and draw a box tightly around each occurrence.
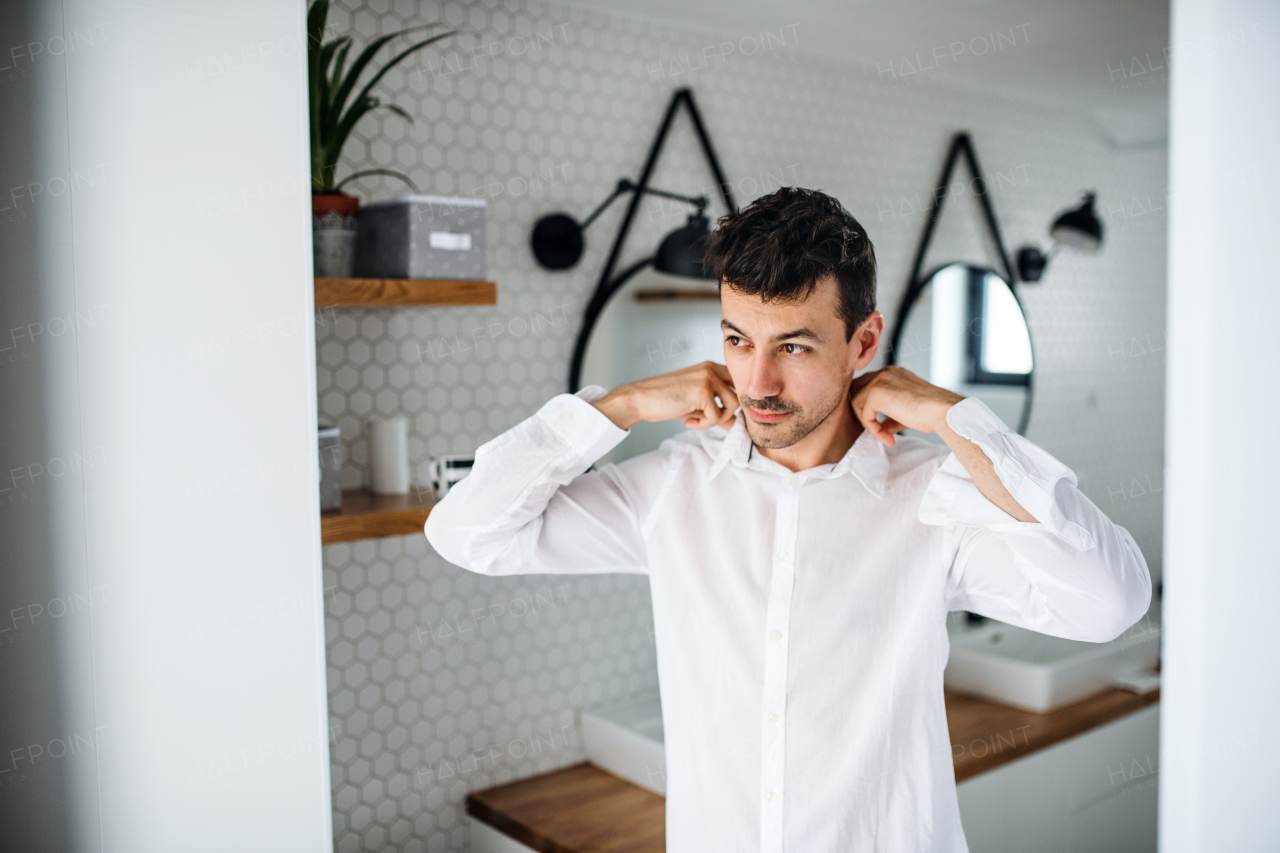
[592,362,739,431]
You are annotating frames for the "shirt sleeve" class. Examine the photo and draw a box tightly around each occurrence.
[424,386,652,577]
[920,398,1152,643]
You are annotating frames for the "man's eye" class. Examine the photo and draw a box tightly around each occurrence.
[781,343,808,355]
[726,336,746,347]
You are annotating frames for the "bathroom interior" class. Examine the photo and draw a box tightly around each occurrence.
[1,0,1275,851]
[315,1,1169,850]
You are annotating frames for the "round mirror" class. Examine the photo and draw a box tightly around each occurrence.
[891,263,1033,435]
[580,267,725,464]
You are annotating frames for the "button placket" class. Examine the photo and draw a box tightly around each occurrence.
[759,476,799,853]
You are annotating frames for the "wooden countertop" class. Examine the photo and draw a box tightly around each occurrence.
[468,762,665,853]
[467,687,1159,852]
[947,686,1158,781]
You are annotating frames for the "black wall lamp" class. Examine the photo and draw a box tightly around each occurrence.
[531,179,711,274]
[1015,192,1105,282]
[528,87,737,391]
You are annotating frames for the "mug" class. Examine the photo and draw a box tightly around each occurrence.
[428,454,474,498]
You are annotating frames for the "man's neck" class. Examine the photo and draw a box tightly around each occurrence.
[754,393,864,473]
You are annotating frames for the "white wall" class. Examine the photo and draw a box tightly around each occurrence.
[1161,0,1280,848]
[0,1,332,850]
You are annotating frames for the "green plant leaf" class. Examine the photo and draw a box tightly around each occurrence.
[322,29,447,190]
[328,24,442,134]
[381,103,413,123]
[307,0,330,177]
[316,38,348,133]
[326,31,455,181]
[334,168,418,191]
[307,0,457,192]
[349,30,456,110]
[327,39,353,113]
[306,0,329,51]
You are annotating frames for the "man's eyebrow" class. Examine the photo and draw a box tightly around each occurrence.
[720,319,823,343]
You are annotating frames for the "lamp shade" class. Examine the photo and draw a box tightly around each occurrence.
[654,212,711,278]
[530,212,585,270]
[1049,192,1103,251]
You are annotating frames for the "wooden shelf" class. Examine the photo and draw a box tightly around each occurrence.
[315,277,496,306]
[321,488,436,544]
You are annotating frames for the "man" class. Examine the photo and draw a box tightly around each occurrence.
[426,188,1150,852]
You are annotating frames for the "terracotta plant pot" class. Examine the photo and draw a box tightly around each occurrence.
[311,193,360,218]
[312,193,360,278]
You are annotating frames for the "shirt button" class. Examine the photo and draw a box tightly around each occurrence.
[770,630,782,640]
[552,400,562,410]
[562,412,573,421]
[768,712,779,722]
[778,551,790,562]
[786,475,797,486]
[979,524,989,532]
[765,791,776,802]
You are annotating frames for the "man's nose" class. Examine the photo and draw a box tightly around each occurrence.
[743,354,782,401]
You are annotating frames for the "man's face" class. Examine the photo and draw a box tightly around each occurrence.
[720,275,880,449]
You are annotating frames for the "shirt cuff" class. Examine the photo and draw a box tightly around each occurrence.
[533,385,630,464]
[938,397,1096,550]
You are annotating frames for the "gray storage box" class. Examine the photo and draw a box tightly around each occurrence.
[318,424,343,512]
[354,195,486,279]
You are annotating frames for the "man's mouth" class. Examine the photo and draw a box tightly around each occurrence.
[746,407,792,425]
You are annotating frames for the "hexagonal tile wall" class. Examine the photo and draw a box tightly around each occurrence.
[318,1,1168,850]
[325,535,657,853]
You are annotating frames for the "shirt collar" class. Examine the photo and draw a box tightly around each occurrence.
[707,412,891,494]
[707,412,754,480]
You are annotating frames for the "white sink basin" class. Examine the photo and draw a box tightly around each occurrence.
[944,614,1161,712]
[581,693,666,794]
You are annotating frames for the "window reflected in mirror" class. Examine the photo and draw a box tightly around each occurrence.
[895,263,1033,435]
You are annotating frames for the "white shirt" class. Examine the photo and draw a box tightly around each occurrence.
[425,386,1151,853]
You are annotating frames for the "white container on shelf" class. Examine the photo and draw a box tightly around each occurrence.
[367,416,409,495]
[318,424,343,511]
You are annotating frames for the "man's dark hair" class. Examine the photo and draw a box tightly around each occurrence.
[702,187,876,340]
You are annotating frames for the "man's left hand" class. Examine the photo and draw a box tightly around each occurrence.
[850,366,964,447]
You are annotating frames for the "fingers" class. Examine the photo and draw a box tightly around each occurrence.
[709,375,739,424]
[877,417,904,447]
[851,377,898,447]
[682,363,738,431]
[706,361,736,388]
[681,394,720,431]
[849,375,875,426]
[849,369,879,397]
[880,417,907,434]
[865,416,897,447]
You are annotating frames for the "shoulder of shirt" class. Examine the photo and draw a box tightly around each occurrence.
[880,433,950,492]
[594,428,716,476]
[616,427,729,471]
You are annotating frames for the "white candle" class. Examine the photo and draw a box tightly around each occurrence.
[367,416,409,494]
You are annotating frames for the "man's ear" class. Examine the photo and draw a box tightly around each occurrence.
[851,311,884,372]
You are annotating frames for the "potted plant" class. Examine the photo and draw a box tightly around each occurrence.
[307,0,455,276]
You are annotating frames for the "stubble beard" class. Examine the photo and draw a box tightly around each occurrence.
[741,384,848,449]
